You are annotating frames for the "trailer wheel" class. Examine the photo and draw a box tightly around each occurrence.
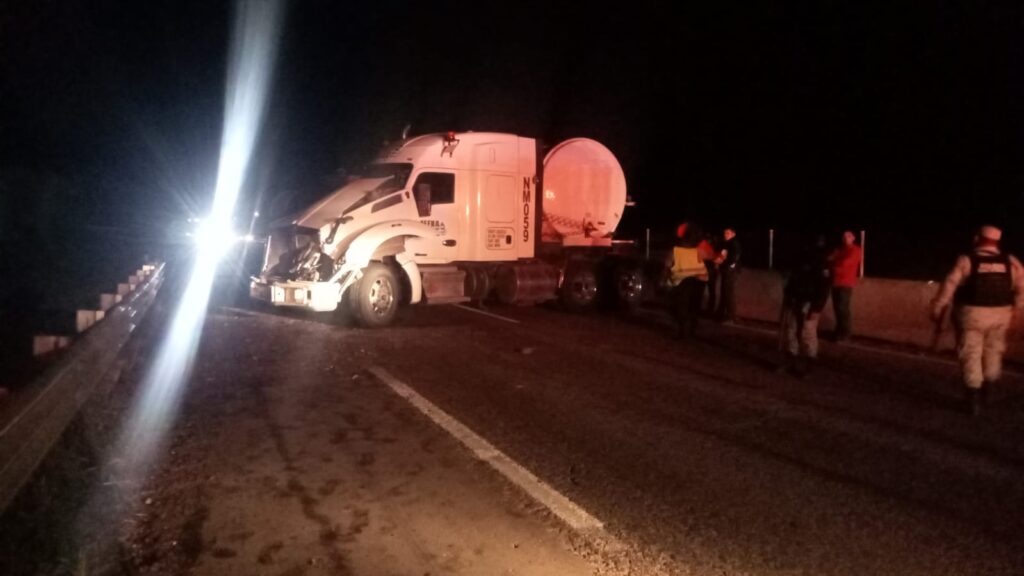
[351,263,401,328]
[616,267,644,311]
[560,264,598,312]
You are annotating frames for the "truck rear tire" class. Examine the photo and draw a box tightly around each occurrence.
[616,267,644,311]
[560,264,598,312]
[351,263,401,328]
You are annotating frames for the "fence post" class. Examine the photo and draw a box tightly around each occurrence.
[768,228,775,270]
[859,229,866,278]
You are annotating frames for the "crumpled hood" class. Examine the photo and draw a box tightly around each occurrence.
[292,177,394,231]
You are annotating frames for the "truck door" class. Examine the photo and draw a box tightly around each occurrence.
[482,173,517,259]
[409,171,459,262]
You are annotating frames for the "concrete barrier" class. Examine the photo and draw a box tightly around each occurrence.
[31,335,72,357]
[33,265,157,356]
[75,310,99,333]
[735,270,1024,361]
[98,293,121,311]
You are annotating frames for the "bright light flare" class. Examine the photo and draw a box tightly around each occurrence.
[115,0,281,476]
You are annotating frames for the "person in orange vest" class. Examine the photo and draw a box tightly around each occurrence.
[931,225,1024,415]
[826,230,863,342]
[667,222,716,338]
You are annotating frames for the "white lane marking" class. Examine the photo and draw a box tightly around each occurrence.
[368,366,604,533]
[452,304,521,324]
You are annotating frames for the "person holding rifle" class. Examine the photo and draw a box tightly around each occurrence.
[931,225,1024,416]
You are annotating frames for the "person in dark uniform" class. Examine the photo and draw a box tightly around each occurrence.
[703,231,720,316]
[779,235,830,375]
[717,227,742,323]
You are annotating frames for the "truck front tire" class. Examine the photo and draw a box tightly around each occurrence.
[351,263,401,328]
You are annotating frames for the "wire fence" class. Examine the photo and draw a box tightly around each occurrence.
[633,225,1006,282]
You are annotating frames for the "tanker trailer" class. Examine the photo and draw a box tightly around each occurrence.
[250,131,643,326]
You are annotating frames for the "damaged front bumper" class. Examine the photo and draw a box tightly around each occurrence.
[250,278,343,312]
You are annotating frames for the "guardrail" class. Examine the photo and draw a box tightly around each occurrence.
[0,263,165,513]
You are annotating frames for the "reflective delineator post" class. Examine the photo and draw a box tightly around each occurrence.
[769,228,775,270]
[645,228,650,260]
[860,229,866,278]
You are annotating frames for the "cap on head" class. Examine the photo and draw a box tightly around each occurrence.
[978,225,1002,242]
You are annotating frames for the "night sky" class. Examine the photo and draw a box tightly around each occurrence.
[2,1,1024,283]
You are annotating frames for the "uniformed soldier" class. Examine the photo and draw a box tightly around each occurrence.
[931,225,1024,415]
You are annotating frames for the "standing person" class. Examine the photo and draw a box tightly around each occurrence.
[717,227,742,323]
[703,231,720,315]
[827,230,863,342]
[930,225,1024,416]
[779,235,830,374]
[667,222,714,339]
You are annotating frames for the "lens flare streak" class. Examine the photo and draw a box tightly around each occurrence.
[117,0,281,472]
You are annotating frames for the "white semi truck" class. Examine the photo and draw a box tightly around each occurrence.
[250,131,643,326]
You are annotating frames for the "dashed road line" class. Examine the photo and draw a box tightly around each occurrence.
[368,366,604,533]
[452,304,521,324]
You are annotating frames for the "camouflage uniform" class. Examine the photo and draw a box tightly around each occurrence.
[933,240,1024,413]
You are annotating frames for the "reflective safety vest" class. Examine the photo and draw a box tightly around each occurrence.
[669,246,707,286]
[955,253,1014,307]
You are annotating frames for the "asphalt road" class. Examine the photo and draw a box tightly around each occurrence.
[363,303,1024,575]
[10,274,1024,575]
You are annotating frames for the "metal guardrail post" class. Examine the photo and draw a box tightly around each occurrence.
[0,263,165,514]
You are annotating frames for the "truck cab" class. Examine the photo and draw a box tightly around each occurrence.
[251,131,632,326]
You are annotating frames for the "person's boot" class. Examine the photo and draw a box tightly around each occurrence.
[801,355,817,376]
[965,387,984,417]
[792,356,809,377]
[776,352,795,374]
[980,381,992,410]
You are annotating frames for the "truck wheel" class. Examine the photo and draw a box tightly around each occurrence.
[351,263,401,328]
[616,267,644,311]
[560,264,598,312]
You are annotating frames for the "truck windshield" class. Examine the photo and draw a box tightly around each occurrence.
[341,163,413,215]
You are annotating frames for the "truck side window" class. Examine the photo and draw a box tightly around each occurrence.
[414,183,432,217]
[411,172,455,217]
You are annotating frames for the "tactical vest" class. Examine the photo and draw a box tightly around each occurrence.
[954,253,1014,307]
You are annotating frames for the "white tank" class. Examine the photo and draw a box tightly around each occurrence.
[541,138,627,246]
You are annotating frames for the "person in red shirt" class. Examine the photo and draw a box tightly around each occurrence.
[827,230,863,342]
